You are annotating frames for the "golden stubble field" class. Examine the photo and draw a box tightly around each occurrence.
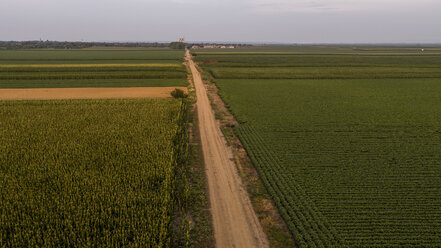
[0,87,188,100]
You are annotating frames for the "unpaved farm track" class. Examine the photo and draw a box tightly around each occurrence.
[186,51,269,248]
[0,87,187,100]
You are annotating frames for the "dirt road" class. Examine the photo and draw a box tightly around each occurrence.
[0,87,187,100]
[186,50,269,248]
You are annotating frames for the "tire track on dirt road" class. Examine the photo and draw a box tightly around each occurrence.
[186,50,269,248]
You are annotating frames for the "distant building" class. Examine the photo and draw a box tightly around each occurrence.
[191,45,201,49]
[179,37,185,43]
[198,44,236,49]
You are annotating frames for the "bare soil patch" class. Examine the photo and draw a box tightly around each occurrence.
[0,87,188,100]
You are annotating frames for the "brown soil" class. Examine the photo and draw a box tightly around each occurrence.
[186,50,269,248]
[0,87,188,100]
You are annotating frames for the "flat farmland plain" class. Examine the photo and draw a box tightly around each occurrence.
[193,47,441,247]
[0,50,187,89]
[0,49,199,247]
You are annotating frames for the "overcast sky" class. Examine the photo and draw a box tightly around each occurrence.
[1,0,440,43]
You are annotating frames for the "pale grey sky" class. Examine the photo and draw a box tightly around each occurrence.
[1,0,440,43]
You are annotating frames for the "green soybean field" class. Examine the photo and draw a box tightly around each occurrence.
[193,47,441,247]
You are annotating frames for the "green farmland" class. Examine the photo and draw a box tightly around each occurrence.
[0,49,212,247]
[0,50,185,64]
[0,99,190,247]
[194,47,441,247]
[0,49,187,88]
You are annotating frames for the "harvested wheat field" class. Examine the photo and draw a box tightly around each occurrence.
[0,87,188,100]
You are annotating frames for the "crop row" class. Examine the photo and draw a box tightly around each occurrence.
[207,67,441,79]
[0,79,188,89]
[0,50,185,61]
[0,71,187,80]
[194,54,441,68]
[0,65,185,73]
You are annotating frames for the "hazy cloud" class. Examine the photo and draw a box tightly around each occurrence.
[1,0,440,43]
[248,0,441,13]
[131,0,441,12]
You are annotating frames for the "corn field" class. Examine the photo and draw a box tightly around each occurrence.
[0,98,190,247]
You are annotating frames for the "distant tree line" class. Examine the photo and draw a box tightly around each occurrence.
[0,41,180,50]
[169,42,186,50]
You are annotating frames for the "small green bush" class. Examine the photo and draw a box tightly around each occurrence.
[171,88,188,98]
